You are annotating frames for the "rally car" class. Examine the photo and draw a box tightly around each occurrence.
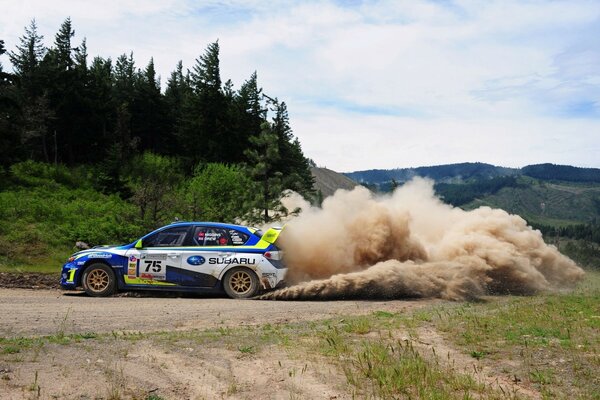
[60,222,286,299]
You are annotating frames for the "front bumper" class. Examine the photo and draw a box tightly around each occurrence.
[59,263,80,290]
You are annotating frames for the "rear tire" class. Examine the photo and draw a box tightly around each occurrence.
[223,267,259,299]
[82,263,116,297]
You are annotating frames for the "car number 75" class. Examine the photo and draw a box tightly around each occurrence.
[144,260,162,272]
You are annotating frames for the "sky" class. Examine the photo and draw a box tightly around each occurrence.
[1,0,599,172]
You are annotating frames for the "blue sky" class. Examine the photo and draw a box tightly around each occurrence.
[1,0,599,171]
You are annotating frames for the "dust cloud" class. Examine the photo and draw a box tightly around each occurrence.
[260,178,584,300]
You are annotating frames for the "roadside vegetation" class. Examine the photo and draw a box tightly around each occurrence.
[0,158,307,272]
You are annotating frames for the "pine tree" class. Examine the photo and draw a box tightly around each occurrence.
[8,20,54,162]
[229,71,264,162]
[180,41,227,166]
[9,19,46,97]
[132,58,167,153]
[112,53,136,155]
[53,17,75,71]
[88,56,115,155]
[191,41,221,91]
[269,98,315,197]
[165,60,191,157]
[0,39,24,167]
[42,17,79,163]
[244,121,284,223]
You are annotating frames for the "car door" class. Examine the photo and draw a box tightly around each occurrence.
[175,225,235,287]
[125,226,190,285]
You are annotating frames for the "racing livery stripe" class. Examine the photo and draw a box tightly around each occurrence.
[123,276,176,286]
[165,266,219,287]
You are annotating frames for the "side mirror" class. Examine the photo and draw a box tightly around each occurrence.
[135,239,143,249]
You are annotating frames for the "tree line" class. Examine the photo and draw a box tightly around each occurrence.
[531,220,600,244]
[0,18,315,223]
[522,164,600,183]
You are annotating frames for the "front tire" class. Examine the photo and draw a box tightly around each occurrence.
[82,263,116,297]
[223,267,259,299]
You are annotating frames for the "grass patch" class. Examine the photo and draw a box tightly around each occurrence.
[320,328,490,399]
[435,270,600,398]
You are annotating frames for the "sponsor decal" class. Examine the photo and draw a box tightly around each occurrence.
[262,272,276,278]
[145,253,167,261]
[127,256,138,279]
[208,257,256,265]
[76,261,85,265]
[87,252,112,259]
[140,273,153,280]
[187,256,206,266]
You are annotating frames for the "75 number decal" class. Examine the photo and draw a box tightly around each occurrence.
[144,260,162,272]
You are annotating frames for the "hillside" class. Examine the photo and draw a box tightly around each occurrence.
[346,162,600,189]
[463,177,600,226]
[344,162,600,226]
[311,166,359,198]
[345,162,519,186]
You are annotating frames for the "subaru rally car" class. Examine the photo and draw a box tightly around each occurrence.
[60,222,286,299]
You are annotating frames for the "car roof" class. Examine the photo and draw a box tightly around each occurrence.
[161,221,255,231]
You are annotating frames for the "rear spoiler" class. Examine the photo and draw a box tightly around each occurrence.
[261,226,283,244]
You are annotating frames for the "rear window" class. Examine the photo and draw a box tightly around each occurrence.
[228,229,249,245]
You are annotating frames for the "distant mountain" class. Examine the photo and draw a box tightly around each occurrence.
[345,162,519,186]
[311,167,359,198]
[522,164,600,183]
[345,162,600,188]
[341,162,600,226]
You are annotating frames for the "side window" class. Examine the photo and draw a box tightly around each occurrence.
[228,229,249,246]
[193,227,230,246]
[144,227,190,247]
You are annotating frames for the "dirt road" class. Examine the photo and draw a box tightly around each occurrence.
[0,288,441,399]
[0,288,434,337]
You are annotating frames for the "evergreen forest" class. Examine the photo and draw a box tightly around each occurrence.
[0,18,315,268]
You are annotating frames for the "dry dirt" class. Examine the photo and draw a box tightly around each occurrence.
[0,287,436,399]
[0,288,434,337]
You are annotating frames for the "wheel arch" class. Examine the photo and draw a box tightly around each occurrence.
[218,264,259,285]
[77,259,114,287]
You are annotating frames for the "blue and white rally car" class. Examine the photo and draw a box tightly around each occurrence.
[60,222,286,299]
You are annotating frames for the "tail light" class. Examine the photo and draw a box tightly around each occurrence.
[264,251,282,260]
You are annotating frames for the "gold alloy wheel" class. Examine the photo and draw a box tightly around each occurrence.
[87,269,110,293]
[229,270,252,295]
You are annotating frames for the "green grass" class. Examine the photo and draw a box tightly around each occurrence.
[434,270,600,398]
[0,258,67,273]
[0,161,143,269]
[319,326,495,399]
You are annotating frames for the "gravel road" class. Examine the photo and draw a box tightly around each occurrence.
[0,288,434,337]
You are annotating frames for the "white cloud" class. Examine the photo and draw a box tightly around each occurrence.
[294,109,600,171]
[1,0,599,171]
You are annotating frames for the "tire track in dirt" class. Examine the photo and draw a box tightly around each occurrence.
[0,288,437,337]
